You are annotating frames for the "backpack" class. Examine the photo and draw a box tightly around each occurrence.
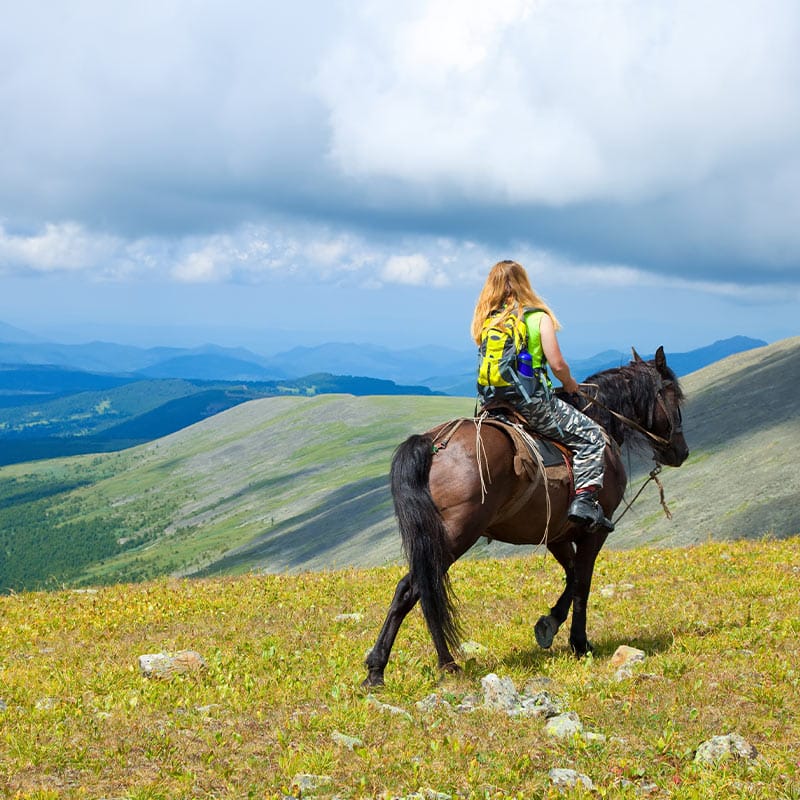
[476,306,539,405]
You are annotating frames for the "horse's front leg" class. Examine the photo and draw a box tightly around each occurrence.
[363,573,418,689]
[567,531,610,655]
[535,540,577,649]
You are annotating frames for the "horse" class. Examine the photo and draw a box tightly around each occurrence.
[363,346,689,688]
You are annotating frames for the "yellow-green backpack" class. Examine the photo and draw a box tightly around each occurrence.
[476,306,537,404]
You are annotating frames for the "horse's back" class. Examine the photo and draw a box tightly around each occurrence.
[426,420,577,550]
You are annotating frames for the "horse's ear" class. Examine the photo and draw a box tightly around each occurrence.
[655,346,666,370]
[631,347,644,363]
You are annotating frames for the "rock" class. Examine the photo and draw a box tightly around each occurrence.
[458,641,487,657]
[544,711,583,739]
[0,699,7,712]
[334,613,363,623]
[331,730,363,750]
[549,768,593,791]
[694,733,758,765]
[138,650,206,679]
[610,645,646,669]
[481,673,521,711]
[582,731,607,744]
[454,694,480,713]
[365,694,412,721]
[35,697,57,710]
[415,694,452,712]
[520,691,561,718]
[290,773,333,794]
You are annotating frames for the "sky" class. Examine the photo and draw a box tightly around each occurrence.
[1,0,799,359]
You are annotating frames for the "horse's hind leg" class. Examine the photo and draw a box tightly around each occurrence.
[363,572,419,689]
[535,540,577,650]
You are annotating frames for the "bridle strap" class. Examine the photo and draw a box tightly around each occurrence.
[576,386,673,449]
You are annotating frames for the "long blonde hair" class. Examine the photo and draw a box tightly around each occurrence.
[470,260,561,345]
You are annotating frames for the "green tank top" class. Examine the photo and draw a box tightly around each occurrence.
[523,309,552,387]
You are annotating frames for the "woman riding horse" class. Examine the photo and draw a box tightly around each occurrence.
[362,265,689,688]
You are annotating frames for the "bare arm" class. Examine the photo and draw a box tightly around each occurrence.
[539,314,579,394]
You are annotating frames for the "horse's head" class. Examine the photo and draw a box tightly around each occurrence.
[632,346,689,467]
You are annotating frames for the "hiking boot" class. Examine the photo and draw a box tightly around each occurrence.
[568,490,615,532]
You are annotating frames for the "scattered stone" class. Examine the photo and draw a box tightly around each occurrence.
[138,650,206,679]
[415,694,452,713]
[582,731,607,744]
[694,733,758,765]
[0,699,7,712]
[331,730,363,750]
[458,640,487,657]
[454,694,481,713]
[549,768,593,791]
[366,694,412,721]
[611,645,646,669]
[70,588,98,595]
[290,773,333,794]
[334,613,363,623]
[544,711,584,739]
[481,673,521,711]
[520,691,561,718]
[35,697,57,710]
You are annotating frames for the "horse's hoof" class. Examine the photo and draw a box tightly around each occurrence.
[535,615,559,649]
[569,638,594,657]
[361,671,385,690]
[440,660,462,675]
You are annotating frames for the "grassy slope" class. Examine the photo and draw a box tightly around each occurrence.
[611,336,800,548]
[1,337,798,588]
[62,395,471,585]
[0,538,798,798]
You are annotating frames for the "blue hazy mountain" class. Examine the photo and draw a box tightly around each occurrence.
[0,321,768,392]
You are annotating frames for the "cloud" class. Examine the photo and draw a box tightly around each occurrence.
[0,0,798,300]
[381,253,449,287]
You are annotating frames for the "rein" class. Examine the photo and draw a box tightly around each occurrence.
[611,465,673,524]
[576,386,673,449]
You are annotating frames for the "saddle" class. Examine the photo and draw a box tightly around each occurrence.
[479,402,572,479]
[428,403,573,486]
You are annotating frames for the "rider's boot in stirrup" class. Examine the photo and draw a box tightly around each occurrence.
[568,487,615,532]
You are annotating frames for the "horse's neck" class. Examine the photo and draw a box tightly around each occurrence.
[590,370,649,445]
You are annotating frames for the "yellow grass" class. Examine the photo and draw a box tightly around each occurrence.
[1,537,799,798]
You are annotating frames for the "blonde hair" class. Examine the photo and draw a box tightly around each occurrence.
[470,260,561,345]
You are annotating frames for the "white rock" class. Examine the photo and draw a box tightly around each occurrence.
[695,733,758,765]
[481,673,521,711]
[549,768,594,790]
[545,711,584,739]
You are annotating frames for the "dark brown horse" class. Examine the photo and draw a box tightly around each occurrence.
[363,346,689,687]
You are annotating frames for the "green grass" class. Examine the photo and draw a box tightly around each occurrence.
[1,537,798,798]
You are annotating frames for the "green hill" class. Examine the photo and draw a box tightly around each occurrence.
[1,338,798,593]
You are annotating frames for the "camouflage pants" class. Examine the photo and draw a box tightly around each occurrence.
[520,390,606,491]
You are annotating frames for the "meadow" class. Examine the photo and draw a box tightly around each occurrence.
[1,537,798,799]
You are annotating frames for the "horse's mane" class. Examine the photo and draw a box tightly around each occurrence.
[575,358,685,445]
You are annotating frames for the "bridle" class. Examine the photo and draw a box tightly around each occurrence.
[577,368,683,523]
[576,373,682,451]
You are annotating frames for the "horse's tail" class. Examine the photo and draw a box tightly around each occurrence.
[390,433,461,656]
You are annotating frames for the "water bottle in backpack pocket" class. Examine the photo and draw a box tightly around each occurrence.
[516,349,539,399]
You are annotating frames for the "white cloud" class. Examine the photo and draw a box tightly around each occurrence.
[0,223,121,274]
[381,254,450,287]
[318,0,800,209]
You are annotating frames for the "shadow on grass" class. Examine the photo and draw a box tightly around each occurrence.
[502,630,677,669]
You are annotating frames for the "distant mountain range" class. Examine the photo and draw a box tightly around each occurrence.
[0,319,769,389]
[0,324,771,467]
